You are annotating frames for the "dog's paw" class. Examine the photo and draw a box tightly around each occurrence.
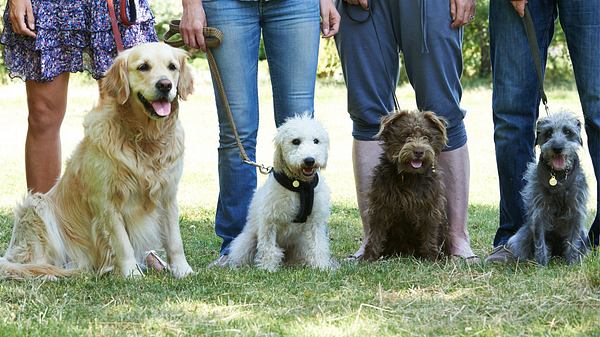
[535,255,550,267]
[257,262,280,272]
[170,262,194,279]
[121,264,144,278]
[306,256,337,270]
[255,248,284,272]
[328,258,340,270]
[39,274,59,282]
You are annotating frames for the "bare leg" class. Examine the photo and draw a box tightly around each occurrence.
[350,139,383,258]
[438,144,476,258]
[25,73,70,193]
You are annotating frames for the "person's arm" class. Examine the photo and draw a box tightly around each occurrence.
[510,0,528,17]
[8,0,36,37]
[180,0,207,51]
[450,0,476,28]
[320,0,340,37]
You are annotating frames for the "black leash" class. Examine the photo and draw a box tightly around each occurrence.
[522,7,549,115]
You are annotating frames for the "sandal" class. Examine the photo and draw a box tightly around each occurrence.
[451,254,481,265]
[142,250,168,272]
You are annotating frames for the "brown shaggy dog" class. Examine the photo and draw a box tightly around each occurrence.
[0,43,195,279]
[361,110,452,261]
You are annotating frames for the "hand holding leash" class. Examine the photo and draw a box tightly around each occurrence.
[510,0,527,18]
[178,1,207,51]
[164,20,222,49]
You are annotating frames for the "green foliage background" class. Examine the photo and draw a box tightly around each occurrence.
[0,0,575,85]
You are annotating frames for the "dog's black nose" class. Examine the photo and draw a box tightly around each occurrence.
[552,145,564,154]
[304,157,315,167]
[156,79,173,94]
[414,150,424,158]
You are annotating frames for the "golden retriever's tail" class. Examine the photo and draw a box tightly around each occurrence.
[0,257,78,280]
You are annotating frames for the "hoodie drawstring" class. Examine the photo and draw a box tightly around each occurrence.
[420,0,430,54]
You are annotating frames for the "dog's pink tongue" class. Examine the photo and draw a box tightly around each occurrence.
[151,101,171,116]
[552,156,566,171]
[411,160,423,169]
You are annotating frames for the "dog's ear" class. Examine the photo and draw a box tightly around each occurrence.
[175,49,194,100]
[535,118,551,146]
[423,111,448,146]
[272,127,287,172]
[101,52,130,105]
[375,110,409,140]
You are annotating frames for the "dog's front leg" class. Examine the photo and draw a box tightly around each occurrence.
[419,223,441,261]
[107,212,142,277]
[162,202,193,279]
[532,219,550,266]
[362,225,386,261]
[303,223,333,270]
[564,229,589,265]
[255,221,283,272]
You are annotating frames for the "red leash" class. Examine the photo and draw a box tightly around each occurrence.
[107,0,135,52]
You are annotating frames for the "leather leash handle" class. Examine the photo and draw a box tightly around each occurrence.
[522,7,549,115]
[163,20,222,49]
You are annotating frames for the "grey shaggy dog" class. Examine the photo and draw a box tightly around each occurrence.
[507,112,590,266]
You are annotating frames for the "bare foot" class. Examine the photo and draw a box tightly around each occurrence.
[450,236,479,264]
[450,236,475,257]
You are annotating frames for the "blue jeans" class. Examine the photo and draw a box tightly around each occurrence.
[490,0,600,247]
[203,0,320,255]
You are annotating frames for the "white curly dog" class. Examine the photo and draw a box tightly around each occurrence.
[228,115,334,271]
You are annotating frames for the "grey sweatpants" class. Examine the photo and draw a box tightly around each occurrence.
[335,0,467,150]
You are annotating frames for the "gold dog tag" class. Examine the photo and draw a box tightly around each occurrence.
[293,180,300,188]
[549,176,558,186]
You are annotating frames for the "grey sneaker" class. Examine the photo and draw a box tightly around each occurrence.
[207,255,229,268]
[485,245,517,264]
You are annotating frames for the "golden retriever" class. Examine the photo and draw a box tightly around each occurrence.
[0,42,195,279]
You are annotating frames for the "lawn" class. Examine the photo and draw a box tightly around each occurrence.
[0,68,598,336]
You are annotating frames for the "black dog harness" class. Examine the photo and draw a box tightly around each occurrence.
[273,171,319,223]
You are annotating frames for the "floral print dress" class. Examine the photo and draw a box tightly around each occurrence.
[1,0,158,82]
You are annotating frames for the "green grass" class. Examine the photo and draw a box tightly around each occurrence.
[0,71,598,336]
[0,205,599,336]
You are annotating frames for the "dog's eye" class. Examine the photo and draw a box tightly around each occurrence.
[545,130,553,138]
[292,139,301,146]
[137,63,150,72]
[564,128,572,136]
[313,138,319,144]
[168,63,177,71]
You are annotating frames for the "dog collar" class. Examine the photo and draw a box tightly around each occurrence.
[546,160,576,187]
[273,171,319,223]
